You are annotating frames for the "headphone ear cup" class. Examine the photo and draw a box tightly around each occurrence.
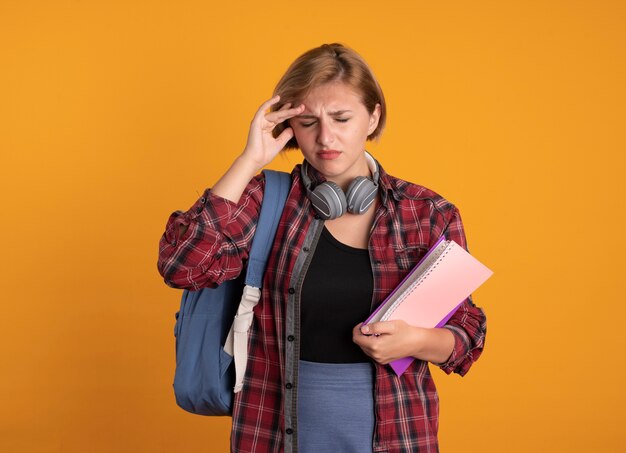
[309,182,347,220]
[345,176,377,215]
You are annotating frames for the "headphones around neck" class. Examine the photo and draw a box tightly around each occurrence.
[300,152,380,220]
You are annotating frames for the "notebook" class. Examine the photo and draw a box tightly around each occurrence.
[364,236,493,376]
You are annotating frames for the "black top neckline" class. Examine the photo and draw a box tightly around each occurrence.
[321,226,369,255]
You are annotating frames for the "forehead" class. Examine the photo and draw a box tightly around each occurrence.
[301,81,364,110]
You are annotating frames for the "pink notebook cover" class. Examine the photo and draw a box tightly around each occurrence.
[364,237,493,376]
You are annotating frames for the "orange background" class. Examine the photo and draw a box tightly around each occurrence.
[1,1,624,452]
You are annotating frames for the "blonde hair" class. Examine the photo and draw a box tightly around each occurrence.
[272,43,386,149]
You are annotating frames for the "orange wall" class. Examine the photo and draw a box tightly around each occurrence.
[1,1,624,451]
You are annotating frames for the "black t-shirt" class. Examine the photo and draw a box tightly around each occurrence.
[300,226,374,363]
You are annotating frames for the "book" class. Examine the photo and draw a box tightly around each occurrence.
[364,236,493,376]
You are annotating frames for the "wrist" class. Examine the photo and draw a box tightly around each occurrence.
[409,326,428,358]
[210,154,263,204]
[408,327,455,364]
[233,154,263,179]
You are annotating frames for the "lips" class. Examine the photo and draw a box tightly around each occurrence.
[317,150,341,160]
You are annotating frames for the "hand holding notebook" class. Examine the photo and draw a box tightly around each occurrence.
[363,236,493,376]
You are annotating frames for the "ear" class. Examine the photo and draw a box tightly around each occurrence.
[367,103,382,135]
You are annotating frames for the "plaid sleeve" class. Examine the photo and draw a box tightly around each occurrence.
[437,208,488,376]
[157,175,265,290]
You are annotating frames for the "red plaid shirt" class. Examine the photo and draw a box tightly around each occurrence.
[158,160,487,453]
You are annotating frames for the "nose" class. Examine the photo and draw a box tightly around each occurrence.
[316,118,335,147]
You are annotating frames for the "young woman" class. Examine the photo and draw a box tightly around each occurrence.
[158,43,487,453]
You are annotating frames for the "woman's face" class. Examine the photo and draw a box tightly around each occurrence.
[290,81,381,188]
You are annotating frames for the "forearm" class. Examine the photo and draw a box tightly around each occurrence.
[355,321,456,365]
[410,326,456,365]
[211,154,262,204]
[175,155,260,238]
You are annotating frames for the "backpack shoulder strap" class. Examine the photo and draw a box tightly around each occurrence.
[244,170,292,288]
[225,170,291,393]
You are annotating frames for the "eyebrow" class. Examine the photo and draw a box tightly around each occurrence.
[297,110,353,119]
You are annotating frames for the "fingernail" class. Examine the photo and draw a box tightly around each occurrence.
[361,325,370,334]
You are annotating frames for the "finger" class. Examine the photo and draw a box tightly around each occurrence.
[265,104,305,124]
[361,321,396,336]
[263,102,295,126]
[278,102,292,110]
[352,326,373,347]
[254,95,282,119]
[274,126,294,149]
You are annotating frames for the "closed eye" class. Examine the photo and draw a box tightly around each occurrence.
[299,117,350,127]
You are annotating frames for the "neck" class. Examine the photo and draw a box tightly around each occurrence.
[329,155,372,192]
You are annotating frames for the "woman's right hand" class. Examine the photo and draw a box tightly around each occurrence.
[241,95,305,169]
[209,96,304,204]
